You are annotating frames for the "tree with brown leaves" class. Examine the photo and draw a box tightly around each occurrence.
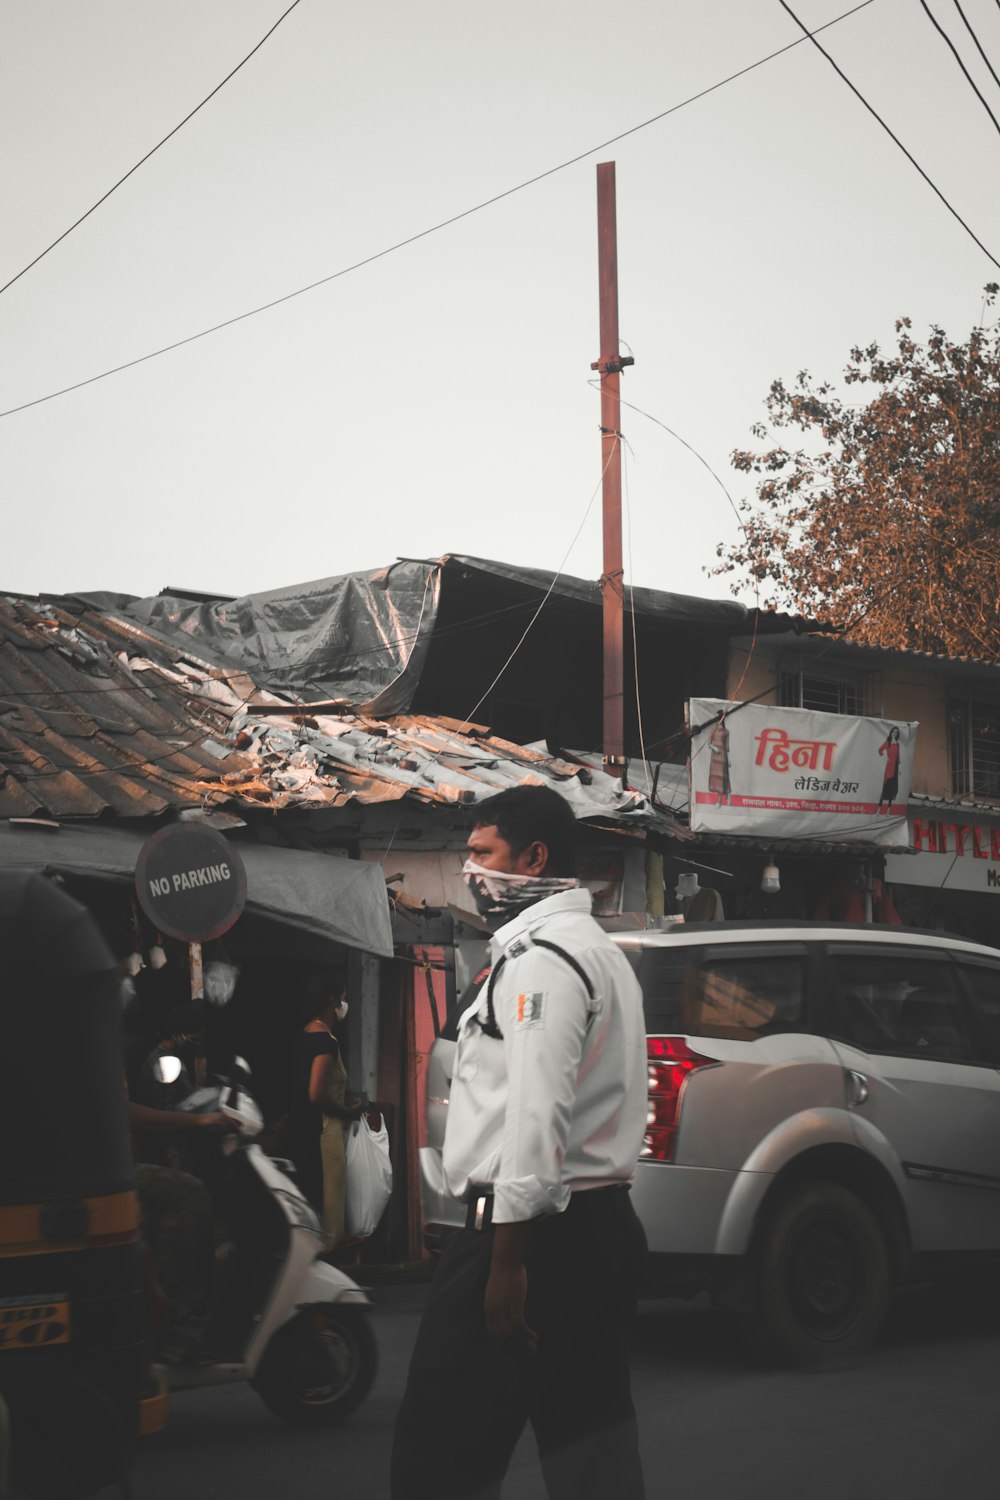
[718,287,1000,660]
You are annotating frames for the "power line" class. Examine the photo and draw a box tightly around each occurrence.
[778,0,1000,272]
[289,598,540,697]
[0,0,875,422]
[592,383,764,773]
[0,0,305,300]
[919,0,1000,139]
[622,446,652,802]
[2,727,233,785]
[452,462,609,738]
[593,384,751,548]
[379,452,613,867]
[952,0,1000,96]
[10,562,700,709]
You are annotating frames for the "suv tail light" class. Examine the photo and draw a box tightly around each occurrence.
[643,1035,715,1162]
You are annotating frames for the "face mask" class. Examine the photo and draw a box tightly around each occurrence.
[334,1000,349,1022]
[462,858,578,925]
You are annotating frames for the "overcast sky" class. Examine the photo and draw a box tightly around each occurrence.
[3,0,999,605]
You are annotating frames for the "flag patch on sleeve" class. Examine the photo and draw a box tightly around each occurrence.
[515,992,545,1029]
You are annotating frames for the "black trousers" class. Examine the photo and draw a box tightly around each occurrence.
[390,1186,647,1500]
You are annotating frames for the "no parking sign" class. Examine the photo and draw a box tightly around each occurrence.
[134,823,246,942]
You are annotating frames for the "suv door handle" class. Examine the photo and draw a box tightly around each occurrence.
[847,1070,869,1106]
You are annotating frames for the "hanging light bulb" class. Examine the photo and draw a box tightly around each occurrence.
[155,1055,183,1085]
[761,858,781,895]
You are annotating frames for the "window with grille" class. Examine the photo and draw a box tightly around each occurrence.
[950,696,1000,799]
[779,666,872,717]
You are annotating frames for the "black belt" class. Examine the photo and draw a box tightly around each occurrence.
[464,1182,630,1232]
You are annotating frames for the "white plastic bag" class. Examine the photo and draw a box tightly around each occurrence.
[345,1112,393,1238]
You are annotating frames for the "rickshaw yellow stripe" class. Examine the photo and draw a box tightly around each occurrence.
[0,1190,140,1256]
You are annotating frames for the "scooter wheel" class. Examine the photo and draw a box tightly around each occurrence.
[252,1304,377,1427]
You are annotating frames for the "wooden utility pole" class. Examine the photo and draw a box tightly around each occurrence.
[591,162,633,781]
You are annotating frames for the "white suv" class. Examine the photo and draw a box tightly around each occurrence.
[420,921,1000,1368]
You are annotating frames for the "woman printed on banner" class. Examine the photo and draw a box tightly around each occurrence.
[708,716,732,806]
[877,726,902,814]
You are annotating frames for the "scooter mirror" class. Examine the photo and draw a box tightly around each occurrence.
[155,1054,183,1085]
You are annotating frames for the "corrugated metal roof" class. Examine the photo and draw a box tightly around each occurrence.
[0,597,260,819]
[744,611,1000,677]
[0,594,683,836]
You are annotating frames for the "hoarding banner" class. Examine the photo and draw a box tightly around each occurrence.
[885,811,1000,894]
[688,698,917,847]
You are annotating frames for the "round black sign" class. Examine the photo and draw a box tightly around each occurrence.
[135,823,247,943]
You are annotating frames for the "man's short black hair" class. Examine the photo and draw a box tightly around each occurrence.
[471,786,579,877]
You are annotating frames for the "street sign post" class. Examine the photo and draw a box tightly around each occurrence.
[135,824,247,1082]
[135,822,247,942]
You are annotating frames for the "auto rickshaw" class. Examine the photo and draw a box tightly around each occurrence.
[0,869,168,1499]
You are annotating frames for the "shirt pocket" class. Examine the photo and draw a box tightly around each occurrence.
[454,1012,486,1084]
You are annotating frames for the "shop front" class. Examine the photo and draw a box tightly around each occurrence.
[0,818,394,1129]
[885,804,1000,947]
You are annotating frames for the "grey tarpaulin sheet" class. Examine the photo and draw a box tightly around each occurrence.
[0,823,393,957]
[77,559,442,717]
[446,556,749,625]
[75,554,746,719]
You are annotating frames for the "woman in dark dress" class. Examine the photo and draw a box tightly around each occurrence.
[877,726,901,813]
[281,968,361,1242]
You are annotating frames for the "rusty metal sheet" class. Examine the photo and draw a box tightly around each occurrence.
[0,592,688,836]
[0,776,42,817]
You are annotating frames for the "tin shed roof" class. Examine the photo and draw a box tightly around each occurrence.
[0,593,680,836]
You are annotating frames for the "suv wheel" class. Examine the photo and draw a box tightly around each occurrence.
[745,1180,890,1370]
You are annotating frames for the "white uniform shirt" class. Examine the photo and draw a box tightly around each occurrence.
[442,887,648,1224]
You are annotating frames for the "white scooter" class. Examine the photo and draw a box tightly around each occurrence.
[155,1060,377,1427]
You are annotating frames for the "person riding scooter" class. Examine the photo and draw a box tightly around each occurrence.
[123,1001,232,1344]
[145,1060,379,1425]
[126,997,381,1409]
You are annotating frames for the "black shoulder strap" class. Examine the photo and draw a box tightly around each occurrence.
[481,939,594,1041]
[535,939,595,1002]
[480,955,506,1039]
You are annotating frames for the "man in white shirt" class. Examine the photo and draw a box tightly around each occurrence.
[391,786,648,1500]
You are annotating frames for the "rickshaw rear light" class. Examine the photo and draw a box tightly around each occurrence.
[642,1035,714,1163]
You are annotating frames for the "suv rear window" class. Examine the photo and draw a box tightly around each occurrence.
[632,944,805,1040]
[631,947,692,1033]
